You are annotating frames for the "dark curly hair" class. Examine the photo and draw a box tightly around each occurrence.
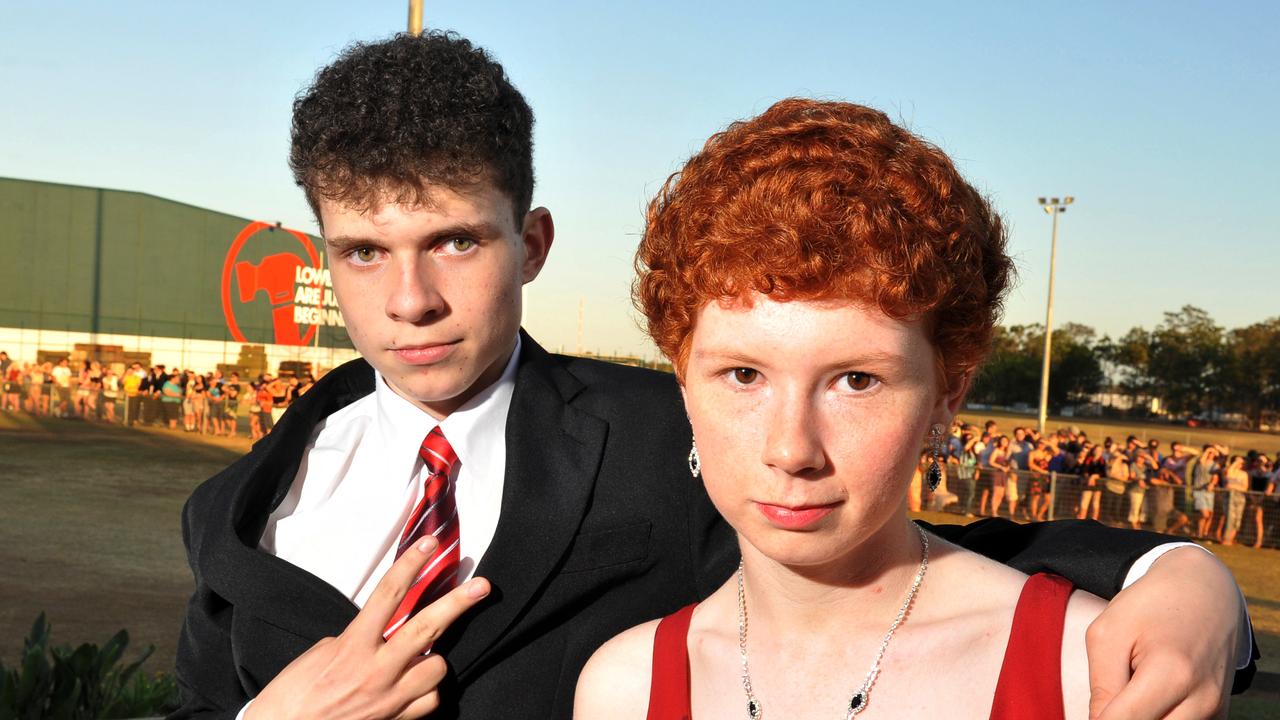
[635,98,1014,392]
[290,31,534,227]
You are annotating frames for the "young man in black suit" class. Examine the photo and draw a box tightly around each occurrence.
[173,32,1254,720]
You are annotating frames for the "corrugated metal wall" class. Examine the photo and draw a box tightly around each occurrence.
[0,177,352,349]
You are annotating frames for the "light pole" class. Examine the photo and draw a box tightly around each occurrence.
[408,0,424,35]
[1036,196,1073,435]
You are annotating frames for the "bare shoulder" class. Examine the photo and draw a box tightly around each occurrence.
[573,619,660,720]
[1061,588,1106,720]
[924,533,1031,603]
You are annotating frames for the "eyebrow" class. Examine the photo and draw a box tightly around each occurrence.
[324,220,504,253]
[692,348,909,370]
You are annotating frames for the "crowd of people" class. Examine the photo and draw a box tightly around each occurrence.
[0,350,316,441]
[913,419,1280,548]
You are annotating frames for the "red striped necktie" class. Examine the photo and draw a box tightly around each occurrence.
[383,426,461,639]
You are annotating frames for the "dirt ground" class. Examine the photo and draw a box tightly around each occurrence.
[0,414,246,672]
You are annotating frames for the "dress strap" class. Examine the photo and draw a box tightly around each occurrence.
[646,603,697,720]
[989,573,1074,720]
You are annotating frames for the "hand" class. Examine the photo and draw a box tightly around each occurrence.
[245,537,490,720]
[1086,547,1240,720]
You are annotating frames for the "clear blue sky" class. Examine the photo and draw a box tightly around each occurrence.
[2,1,1276,358]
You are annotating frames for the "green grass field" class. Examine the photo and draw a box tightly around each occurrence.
[1,411,1276,715]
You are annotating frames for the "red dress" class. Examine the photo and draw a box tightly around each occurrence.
[646,572,1073,720]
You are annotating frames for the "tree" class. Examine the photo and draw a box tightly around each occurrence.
[1147,306,1224,416]
[1222,318,1280,428]
[970,322,1103,411]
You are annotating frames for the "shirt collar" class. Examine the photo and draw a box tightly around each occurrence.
[374,335,522,485]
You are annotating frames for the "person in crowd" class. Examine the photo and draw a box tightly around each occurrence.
[1150,442,1191,535]
[269,373,290,426]
[1077,444,1108,521]
[1126,439,1150,529]
[122,362,146,425]
[1245,454,1272,549]
[50,357,73,417]
[1101,446,1131,525]
[224,371,241,438]
[1262,459,1279,549]
[160,370,184,430]
[978,434,1011,517]
[2,360,21,411]
[1147,438,1164,467]
[144,364,167,425]
[1190,444,1220,539]
[1221,455,1250,546]
[101,366,119,423]
[191,372,210,433]
[295,372,315,398]
[254,374,276,438]
[952,426,980,516]
[206,372,225,435]
[181,369,196,431]
[26,362,46,415]
[1026,439,1053,520]
[577,97,1251,720]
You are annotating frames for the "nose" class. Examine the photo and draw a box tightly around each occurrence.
[384,255,446,323]
[760,390,827,476]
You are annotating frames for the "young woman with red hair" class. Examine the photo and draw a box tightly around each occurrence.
[575,99,1218,719]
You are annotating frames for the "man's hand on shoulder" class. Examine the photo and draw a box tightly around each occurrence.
[1085,546,1240,720]
[245,538,490,720]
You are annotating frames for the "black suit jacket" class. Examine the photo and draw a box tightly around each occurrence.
[171,333,1253,719]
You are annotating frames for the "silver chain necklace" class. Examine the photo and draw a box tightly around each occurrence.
[736,524,929,719]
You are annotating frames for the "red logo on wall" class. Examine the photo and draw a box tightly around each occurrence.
[220,221,321,346]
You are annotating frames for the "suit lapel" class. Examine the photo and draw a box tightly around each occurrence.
[199,360,375,641]
[443,334,608,676]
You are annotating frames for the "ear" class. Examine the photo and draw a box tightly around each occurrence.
[519,207,554,283]
[932,371,974,428]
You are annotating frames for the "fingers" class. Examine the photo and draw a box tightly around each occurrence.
[1095,653,1229,720]
[1085,616,1131,719]
[394,691,441,720]
[384,577,491,662]
[393,655,450,719]
[350,537,441,639]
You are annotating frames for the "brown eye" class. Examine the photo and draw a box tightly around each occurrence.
[844,372,873,391]
[353,247,377,263]
[733,368,758,384]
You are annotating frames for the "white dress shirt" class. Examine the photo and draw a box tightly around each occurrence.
[259,336,520,608]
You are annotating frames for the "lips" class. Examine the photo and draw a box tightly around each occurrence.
[390,341,460,365]
[755,501,839,530]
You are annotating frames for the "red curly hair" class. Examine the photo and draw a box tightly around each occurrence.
[635,98,1014,391]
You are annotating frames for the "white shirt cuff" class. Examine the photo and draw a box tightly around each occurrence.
[1121,542,1254,670]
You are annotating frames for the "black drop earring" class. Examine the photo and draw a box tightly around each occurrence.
[926,424,945,491]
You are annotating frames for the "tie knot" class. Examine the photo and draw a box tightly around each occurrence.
[419,426,458,476]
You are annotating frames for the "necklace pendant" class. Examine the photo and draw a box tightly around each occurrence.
[849,692,867,715]
[747,699,761,719]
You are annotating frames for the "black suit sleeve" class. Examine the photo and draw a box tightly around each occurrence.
[169,498,248,720]
[919,517,1167,598]
[922,517,1259,694]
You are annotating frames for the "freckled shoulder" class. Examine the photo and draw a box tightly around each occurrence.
[573,619,661,720]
